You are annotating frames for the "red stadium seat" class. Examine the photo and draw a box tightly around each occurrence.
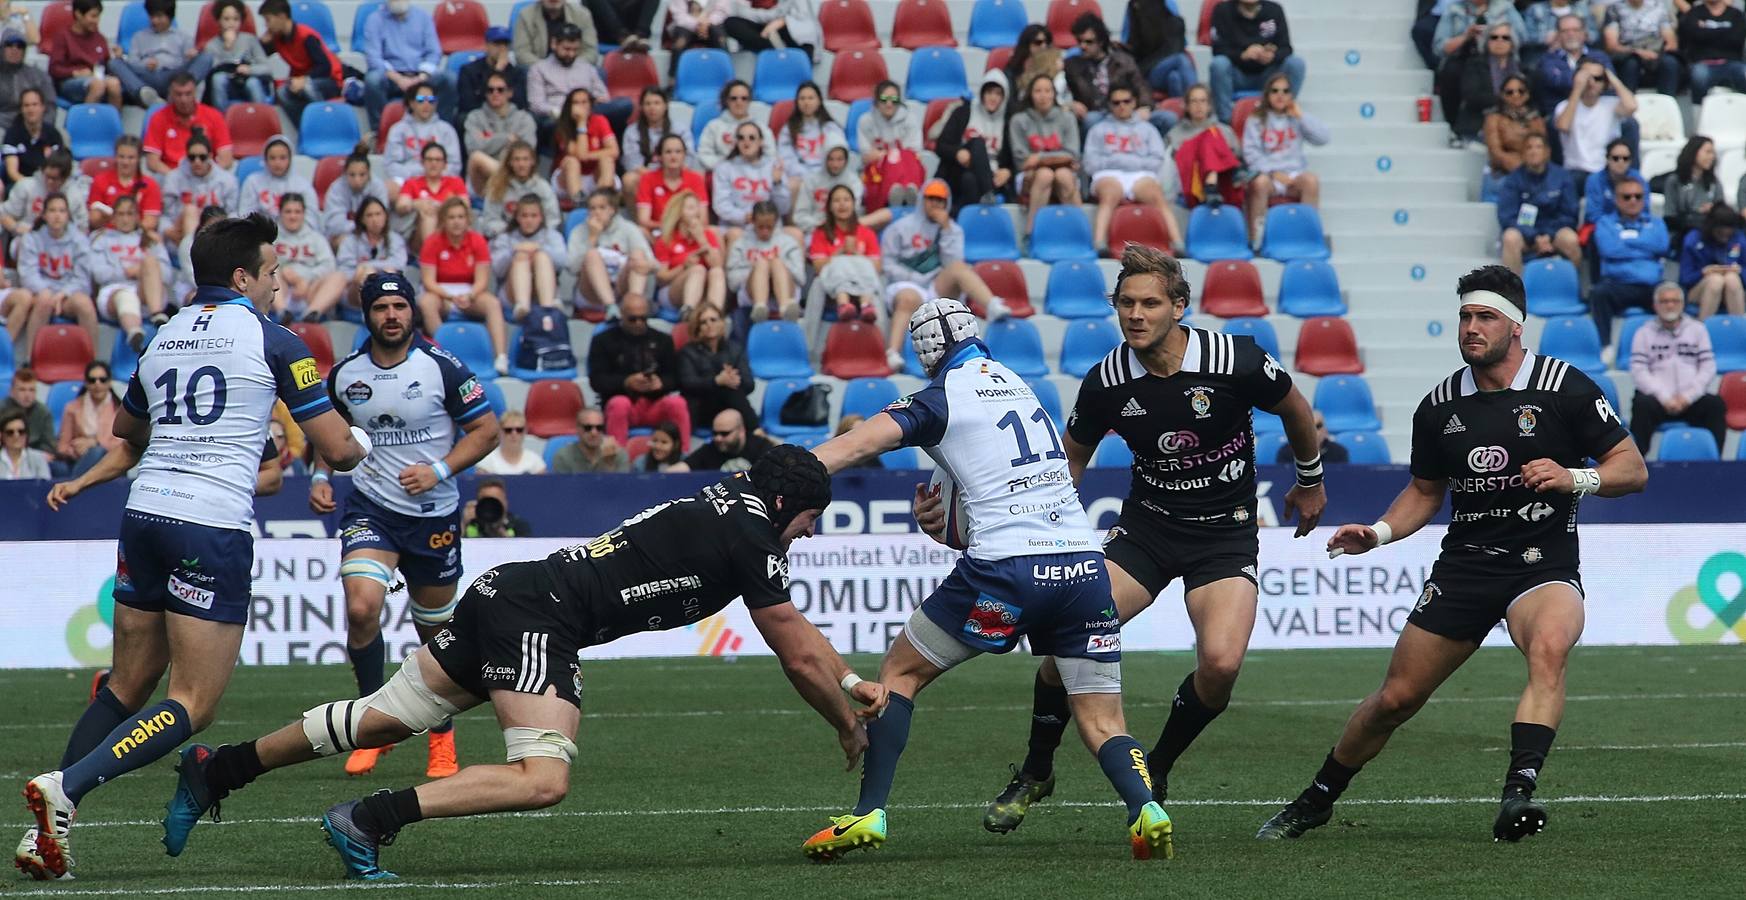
[312,155,347,203]
[971,261,1035,318]
[828,50,890,103]
[1231,95,1261,143]
[40,2,74,50]
[1046,0,1101,48]
[375,101,405,154]
[434,0,489,53]
[225,103,283,158]
[669,321,690,351]
[289,323,336,377]
[767,99,795,135]
[1157,96,1185,118]
[1107,205,1175,254]
[820,0,881,52]
[1198,0,1227,45]
[1199,260,1269,318]
[624,435,650,460]
[821,321,893,378]
[79,157,114,180]
[891,0,957,50]
[1722,371,1746,431]
[921,97,957,151]
[196,0,257,46]
[31,325,95,384]
[1294,316,1364,376]
[524,380,586,437]
[603,50,660,101]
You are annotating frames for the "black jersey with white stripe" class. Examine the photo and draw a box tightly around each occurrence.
[541,477,791,646]
[1067,325,1292,527]
[1409,351,1630,575]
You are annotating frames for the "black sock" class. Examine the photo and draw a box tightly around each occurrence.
[1504,722,1556,798]
[1296,751,1361,810]
[355,787,424,836]
[428,718,453,735]
[1149,671,1224,777]
[349,633,386,696]
[1020,670,1072,780]
[60,686,132,769]
[205,740,265,798]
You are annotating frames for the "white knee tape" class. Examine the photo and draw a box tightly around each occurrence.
[503,727,578,764]
[1055,656,1123,695]
[902,608,979,672]
[340,558,395,588]
[411,594,460,626]
[301,697,369,756]
[300,653,460,756]
[110,288,141,320]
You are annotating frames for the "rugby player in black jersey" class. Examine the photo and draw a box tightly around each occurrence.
[1256,265,1646,843]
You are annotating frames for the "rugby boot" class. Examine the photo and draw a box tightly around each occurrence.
[982,765,1056,834]
[345,745,392,777]
[321,795,400,880]
[22,771,74,878]
[163,744,220,856]
[1256,798,1333,840]
[802,809,887,862]
[88,669,110,703]
[1129,801,1174,860]
[425,730,458,778]
[1493,792,1548,842]
[14,828,73,881]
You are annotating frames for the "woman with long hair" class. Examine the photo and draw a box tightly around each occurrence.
[711,121,791,248]
[336,196,408,312]
[1009,73,1081,235]
[6,192,96,358]
[635,134,709,238]
[320,143,390,244]
[2,87,65,189]
[420,197,508,373]
[270,192,347,322]
[57,360,120,476]
[634,421,690,472]
[1664,136,1724,244]
[554,88,619,202]
[1003,24,1053,88]
[653,190,726,314]
[621,87,691,202]
[482,139,560,240]
[725,200,804,322]
[809,184,883,322]
[1453,19,1520,141]
[395,141,469,248]
[777,81,843,201]
[1481,74,1545,197]
[489,194,567,321]
[678,302,758,434]
[1679,203,1746,319]
[1242,72,1329,247]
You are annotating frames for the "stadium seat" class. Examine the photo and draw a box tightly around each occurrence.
[1722,149,1745,205]
[900,335,928,376]
[674,49,736,106]
[1185,204,1253,261]
[1720,371,1746,431]
[828,50,889,104]
[1029,206,1097,263]
[312,155,347,201]
[1294,316,1363,376]
[1276,259,1347,318]
[1046,0,1101,47]
[1107,205,1176,254]
[1314,374,1382,433]
[1252,406,1283,434]
[1537,315,1606,376]
[480,379,507,417]
[30,326,95,384]
[542,434,578,466]
[747,321,814,379]
[45,380,80,426]
[983,318,1048,377]
[920,98,958,152]
[506,0,534,28]
[765,99,796,136]
[0,335,13,387]
[289,323,336,378]
[1706,315,1746,373]
[1697,92,1746,151]
[40,2,74,49]
[79,157,113,180]
[108,327,150,385]
[523,380,586,437]
[225,103,282,158]
[906,47,971,102]
[117,2,152,52]
[1230,95,1261,142]
[1522,258,1586,317]
[1614,314,1648,370]
[761,378,831,440]
[822,321,894,378]
[820,0,882,52]
[689,99,720,147]
[1197,0,1225,44]
[842,377,901,420]
[892,0,957,49]
[985,46,1013,73]
[434,0,490,53]
[1200,260,1268,318]
[1223,316,1281,359]
[350,0,383,52]
[1640,145,1681,182]
[1338,430,1392,464]
[1045,259,1111,319]
[434,323,496,379]
[234,155,264,185]
[446,50,486,78]
[1656,425,1720,461]
[374,101,405,154]
[623,434,651,460]
[959,203,1022,262]
[1254,430,1289,464]
[563,207,589,238]
[967,0,1028,49]
[1092,433,1133,468]
[1060,318,1122,377]
[971,261,1034,317]
[299,102,362,158]
[1633,91,1685,152]
[604,50,660,101]
[880,446,922,468]
[1026,376,1063,426]
[292,0,339,49]
[1258,204,1331,261]
[753,49,814,104]
[66,104,123,160]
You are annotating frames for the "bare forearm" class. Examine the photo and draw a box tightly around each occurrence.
[72,440,144,489]
[1275,389,1320,462]
[1592,450,1648,497]
[782,643,856,733]
[1378,481,1445,542]
[445,420,500,473]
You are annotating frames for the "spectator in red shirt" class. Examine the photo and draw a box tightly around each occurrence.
[258,0,342,128]
[88,135,163,233]
[653,190,724,314]
[808,184,883,323]
[553,87,618,203]
[635,134,707,240]
[143,72,234,176]
[395,142,469,247]
[420,196,509,374]
[47,0,120,108]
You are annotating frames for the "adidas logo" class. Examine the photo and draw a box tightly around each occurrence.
[1443,414,1467,434]
[1120,398,1147,417]
[1515,767,1539,783]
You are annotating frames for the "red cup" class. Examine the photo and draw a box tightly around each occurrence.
[1416,97,1432,123]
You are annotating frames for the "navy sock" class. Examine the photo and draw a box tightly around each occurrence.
[428,718,454,735]
[62,698,194,804]
[853,692,914,816]
[1149,671,1224,777]
[60,686,132,770]
[349,633,386,696]
[1020,671,1072,780]
[1095,735,1155,822]
[1504,722,1556,798]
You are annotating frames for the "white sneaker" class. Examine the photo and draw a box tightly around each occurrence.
[494,354,509,376]
[21,773,74,879]
[885,348,905,372]
[985,296,1012,322]
[138,86,161,107]
[14,827,72,880]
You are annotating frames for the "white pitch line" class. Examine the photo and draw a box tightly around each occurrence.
[10,880,608,897]
[1478,741,1746,752]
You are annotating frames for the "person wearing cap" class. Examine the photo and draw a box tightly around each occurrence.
[526,21,630,135]
[1588,174,1667,345]
[0,28,52,134]
[458,26,529,119]
[514,0,599,68]
[361,0,454,124]
[879,179,1010,371]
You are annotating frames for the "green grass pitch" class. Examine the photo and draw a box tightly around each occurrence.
[5,645,1742,899]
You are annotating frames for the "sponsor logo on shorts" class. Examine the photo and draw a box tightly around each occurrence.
[1103,525,1125,547]
[482,665,518,680]
[1241,564,1258,580]
[1087,633,1121,654]
[1032,558,1101,582]
[167,574,215,610]
[114,548,132,591]
[290,357,322,390]
[110,709,178,758]
[1233,506,1251,523]
[428,529,457,549]
[1467,445,1510,473]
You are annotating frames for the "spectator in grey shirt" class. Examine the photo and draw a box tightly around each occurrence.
[465,71,539,194]
[201,0,270,108]
[0,29,52,133]
[112,0,212,107]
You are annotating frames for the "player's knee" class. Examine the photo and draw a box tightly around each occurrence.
[519,763,570,809]
[1371,684,1429,725]
[1198,654,1244,696]
[1523,639,1571,677]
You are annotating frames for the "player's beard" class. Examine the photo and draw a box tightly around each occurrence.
[368,319,414,351]
[1459,335,1510,368]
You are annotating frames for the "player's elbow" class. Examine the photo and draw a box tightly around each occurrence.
[1610,453,1649,496]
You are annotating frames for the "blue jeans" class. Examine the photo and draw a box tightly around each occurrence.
[1613,51,1681,96]
[208,72,272,109]
[113,54,214,105]
[1146,52,1199,99]
[1209,54,1307,123]
[1689,60,1746,102]
[364,69,458,124]
[278,77,341,131]
[58,77,96,104]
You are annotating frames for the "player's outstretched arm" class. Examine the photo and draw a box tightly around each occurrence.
[46,409,148,510]
[1521,436,1647,498]
[1327,476,1446,558]
[748,602,887,769]
[812,412,904,475]
[1269,384,1329,538]
[301,409,370,472]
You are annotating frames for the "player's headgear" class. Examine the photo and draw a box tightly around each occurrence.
[360,272,415,315]
[744,444,832,530]
[909,297,979,375]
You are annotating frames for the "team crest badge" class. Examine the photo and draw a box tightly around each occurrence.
[1514,405,1540,437]
[1522,547,1543,565]
[345,381,372,404]
[1187,387,1212,419]
[1232,507,1251,523]
[1414,582,1440,614]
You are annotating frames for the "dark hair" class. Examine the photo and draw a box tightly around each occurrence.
[1703,203,1743,241]
[633,86,674,164]
[1112,243,1191,309]
[1604,137,1631,162]
[821,184,858,242]
[654,132,686,161]
[1071,12,1107,46]
[554,88,593,157]
[213,0,248,22]
[421,140,448,161]
[1454,264,1526,316]
[346,141,371,169]
[145,0,175,17]
[279,191,306,213]
[644,422,684,468]
[718,79,750,107]
[787,81,833,152]
[41,150,73,177]
[258,0,291,20]
[184,129,213,159]
[1008,24,1052,77]
[72,0,101,16]
[726,121,762,161]
[0,408,27,434]
[17,86,43,109]
[191,213,278,287]
[588,186,622,209]
[114,134,143,153]
[81,360,112,397]
[110,193,139,215]
[745,443,832,530]
[353,195,389,236]
[1495,73,1532,110]
[1676,136,1716,187]
[873,80,900,102]
[749,199,779,222]
[476,475,507,494]
[198,204,229,230]
[32,191,69,231]
[513,192,547,231]
[1522,132,1548,150]
[404,80,437,103]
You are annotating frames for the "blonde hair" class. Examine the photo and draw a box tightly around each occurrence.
[484,139,536,206]
[659,189,699,239]
[439,196,472,227]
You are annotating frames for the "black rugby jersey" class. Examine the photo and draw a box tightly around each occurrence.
[1409,351,1630,575]
[542,477,791,646]
[1067,325,1292,526]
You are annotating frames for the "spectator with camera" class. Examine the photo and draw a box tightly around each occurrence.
[462,477,535,537]
[1433,1,1526,142]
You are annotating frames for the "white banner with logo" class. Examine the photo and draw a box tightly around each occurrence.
[2,526,1741,669]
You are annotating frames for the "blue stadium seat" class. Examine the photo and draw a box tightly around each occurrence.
[507,0,534,29]
[905,47,970,102]
[1656,425,1720,461]
[1223,317,1281,360]
[900,335,928,376]
[1092,434,1133,468]
[984,318,1047,377]
[434,322,496,380]
[1059,318,1121,377]
[1026,376,1062,426]
[1185,204,1253,261]
[45,381,80,426]
[674,49,735,105]
[841,376,900,420]
[298,102,362,158]
[1538,315,1606,376]
[880,446,921,468]
[761,378,831,440]
[234,155,264,186]
[967,0,1028,49]
[1614,314,1648,369]
[1029,206,1097,263]
[958,203,1021,262]
[1338,430,1392,464]
[542,434,578,467]
[791,433,829,450]
[843,98,873,152]
[350,0,383,52]
[1276,259,1347,318]
[108,325,156,386]
[1258,204,1330,261]
[0,332,13,386]
[1706,314,1746,373]
[292,0,340,49]
[1314,374,1382,433]
[689,99,720,146]
[481,380,508,417]
[1255,430,1290,464]
[66,104,123,160]
[1594,372,1623,423]
[564,207,588,237]
[117,2,152,52]
[507,360,578,382]
[1045,259,1110,318]
[753,49,814,103]
[446,50,486,78]
[1522,258,1586,317]
[747,321,814,379]
[1253,407,1284,434]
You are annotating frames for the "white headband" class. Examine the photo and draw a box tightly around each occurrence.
[1459,290,1525,325]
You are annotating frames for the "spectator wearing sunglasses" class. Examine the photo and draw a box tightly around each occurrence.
[0,407,50,480]
[55,361,120,476]
[1434,2,1527,134]
[475,410,548,475]
[1583,139,1642,224]
[1552,57,1637,187]
[1065,14,1169,134]
[1241,73,1327,248]
[1589,175,1667,345]
[1447,19,1522,144]
[696,80,776,171]
[1482,74,1546,199]
[383,82,463,187]
[1208,0,1307,123]
[551,406,630,473]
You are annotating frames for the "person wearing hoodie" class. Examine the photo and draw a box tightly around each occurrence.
[1086,84,1184,253]
[0,151,88,239]
[621,87,692,201]
[777,82,844,194]
[726,201,805,322]
[858,80,924,158]
[86,194,171,351]
[321,147,392,244]
[1241,73,1329,247]
[711,122,792,247]
[160,131,237,245]
[1009,73,1082,235]
[272,192,346,321]
[793,144,871,234]
[490,195,568,321]
[337,196,410,311]
[464,71,538,195]
[201,0,271,109]
[697,80,776,171]
[0,28,53,134]
[879,179,1007,369]
[237,137,316,219]
[569,187,655,318]
[383,84,463,191]
[481,140,561,240]
[934,70,1014,213]
[6,192,95,361]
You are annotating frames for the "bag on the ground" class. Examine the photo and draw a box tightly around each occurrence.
[780,383,833,427]
[514,307,576,371]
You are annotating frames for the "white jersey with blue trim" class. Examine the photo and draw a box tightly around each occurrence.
[122,286,334,531]
[883,339,1097,562]
[328,336,491,517]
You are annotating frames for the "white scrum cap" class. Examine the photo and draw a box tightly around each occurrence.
[909,297,980,374]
